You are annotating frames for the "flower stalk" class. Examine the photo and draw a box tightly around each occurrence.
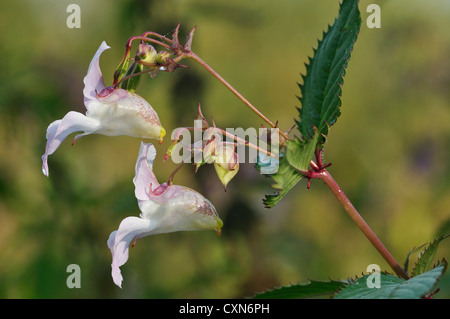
[184,52,290,141]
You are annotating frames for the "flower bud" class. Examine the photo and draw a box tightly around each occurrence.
[155,51,170,65]
[137,43,158,64]
[213,142,239,191]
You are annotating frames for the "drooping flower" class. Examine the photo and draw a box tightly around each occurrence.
[107,142,223,288]
[41,42,166,176]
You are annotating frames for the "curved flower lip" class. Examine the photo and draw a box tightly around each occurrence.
[83,41,110,104]
[107,142,223,288]
[41,42,165,177]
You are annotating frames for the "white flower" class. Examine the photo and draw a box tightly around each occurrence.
[107,142,223,288]
[41,42,165,176]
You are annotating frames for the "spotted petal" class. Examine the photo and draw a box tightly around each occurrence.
[42,43,165,176]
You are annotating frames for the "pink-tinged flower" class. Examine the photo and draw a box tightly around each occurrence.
[212,142,239,191]
[41,42,165,176]
[107,142,223,288]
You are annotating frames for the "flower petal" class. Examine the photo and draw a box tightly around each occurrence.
[107,216,154,288]
[41,111,100,176]
[83,41,110,105]
[87,88,165,140]
[107,142,223,287]
[107,186,223,287]
[138,184,222,234]
[133,142,160,202]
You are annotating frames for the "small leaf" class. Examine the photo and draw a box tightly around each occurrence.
[262,132,318,208]
[296,0,361,143]
[262,151,303,208]
[403,242,427,275]
[285,130,319,172]
[251,280,346,299]
[114,50,131,84]
[334,261,448,299]
[120,61,143,92]
[411,234,449,277]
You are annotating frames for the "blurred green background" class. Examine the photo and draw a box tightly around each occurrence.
[0,0,449,298]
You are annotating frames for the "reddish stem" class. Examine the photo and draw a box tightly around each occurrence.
[170,126,279,159]
[184,52,290,141]
[141,31,173,44]
[125,36,173,51]
[315,168,409,280]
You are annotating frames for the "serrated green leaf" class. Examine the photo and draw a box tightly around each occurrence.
[263,132,318,208]
[390,262,447,299]
[296,0,361,143]
[286,131,319,172]
[403,242,427,275]
[411,234,449,277]
[263,151,303,208]
[333,272,403,299]
[334,262,447,299]
[251,280,346,299]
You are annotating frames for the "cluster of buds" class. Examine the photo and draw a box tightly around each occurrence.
[165,105,240,191]
[113,23,197,92]
[113,43,172,92]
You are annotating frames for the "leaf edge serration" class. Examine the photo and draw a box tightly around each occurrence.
[296,0,362,143]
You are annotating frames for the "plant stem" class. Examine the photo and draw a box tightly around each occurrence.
[167,162,185,185]
[126,36,173,51]
[140,31,173,44]
[185,52,290,141]
[317,169,410,280]
[114,68,159,88]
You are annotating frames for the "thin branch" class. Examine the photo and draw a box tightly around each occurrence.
[317,169,410,280]
[184,51,290,141]
[126,36,173,51]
